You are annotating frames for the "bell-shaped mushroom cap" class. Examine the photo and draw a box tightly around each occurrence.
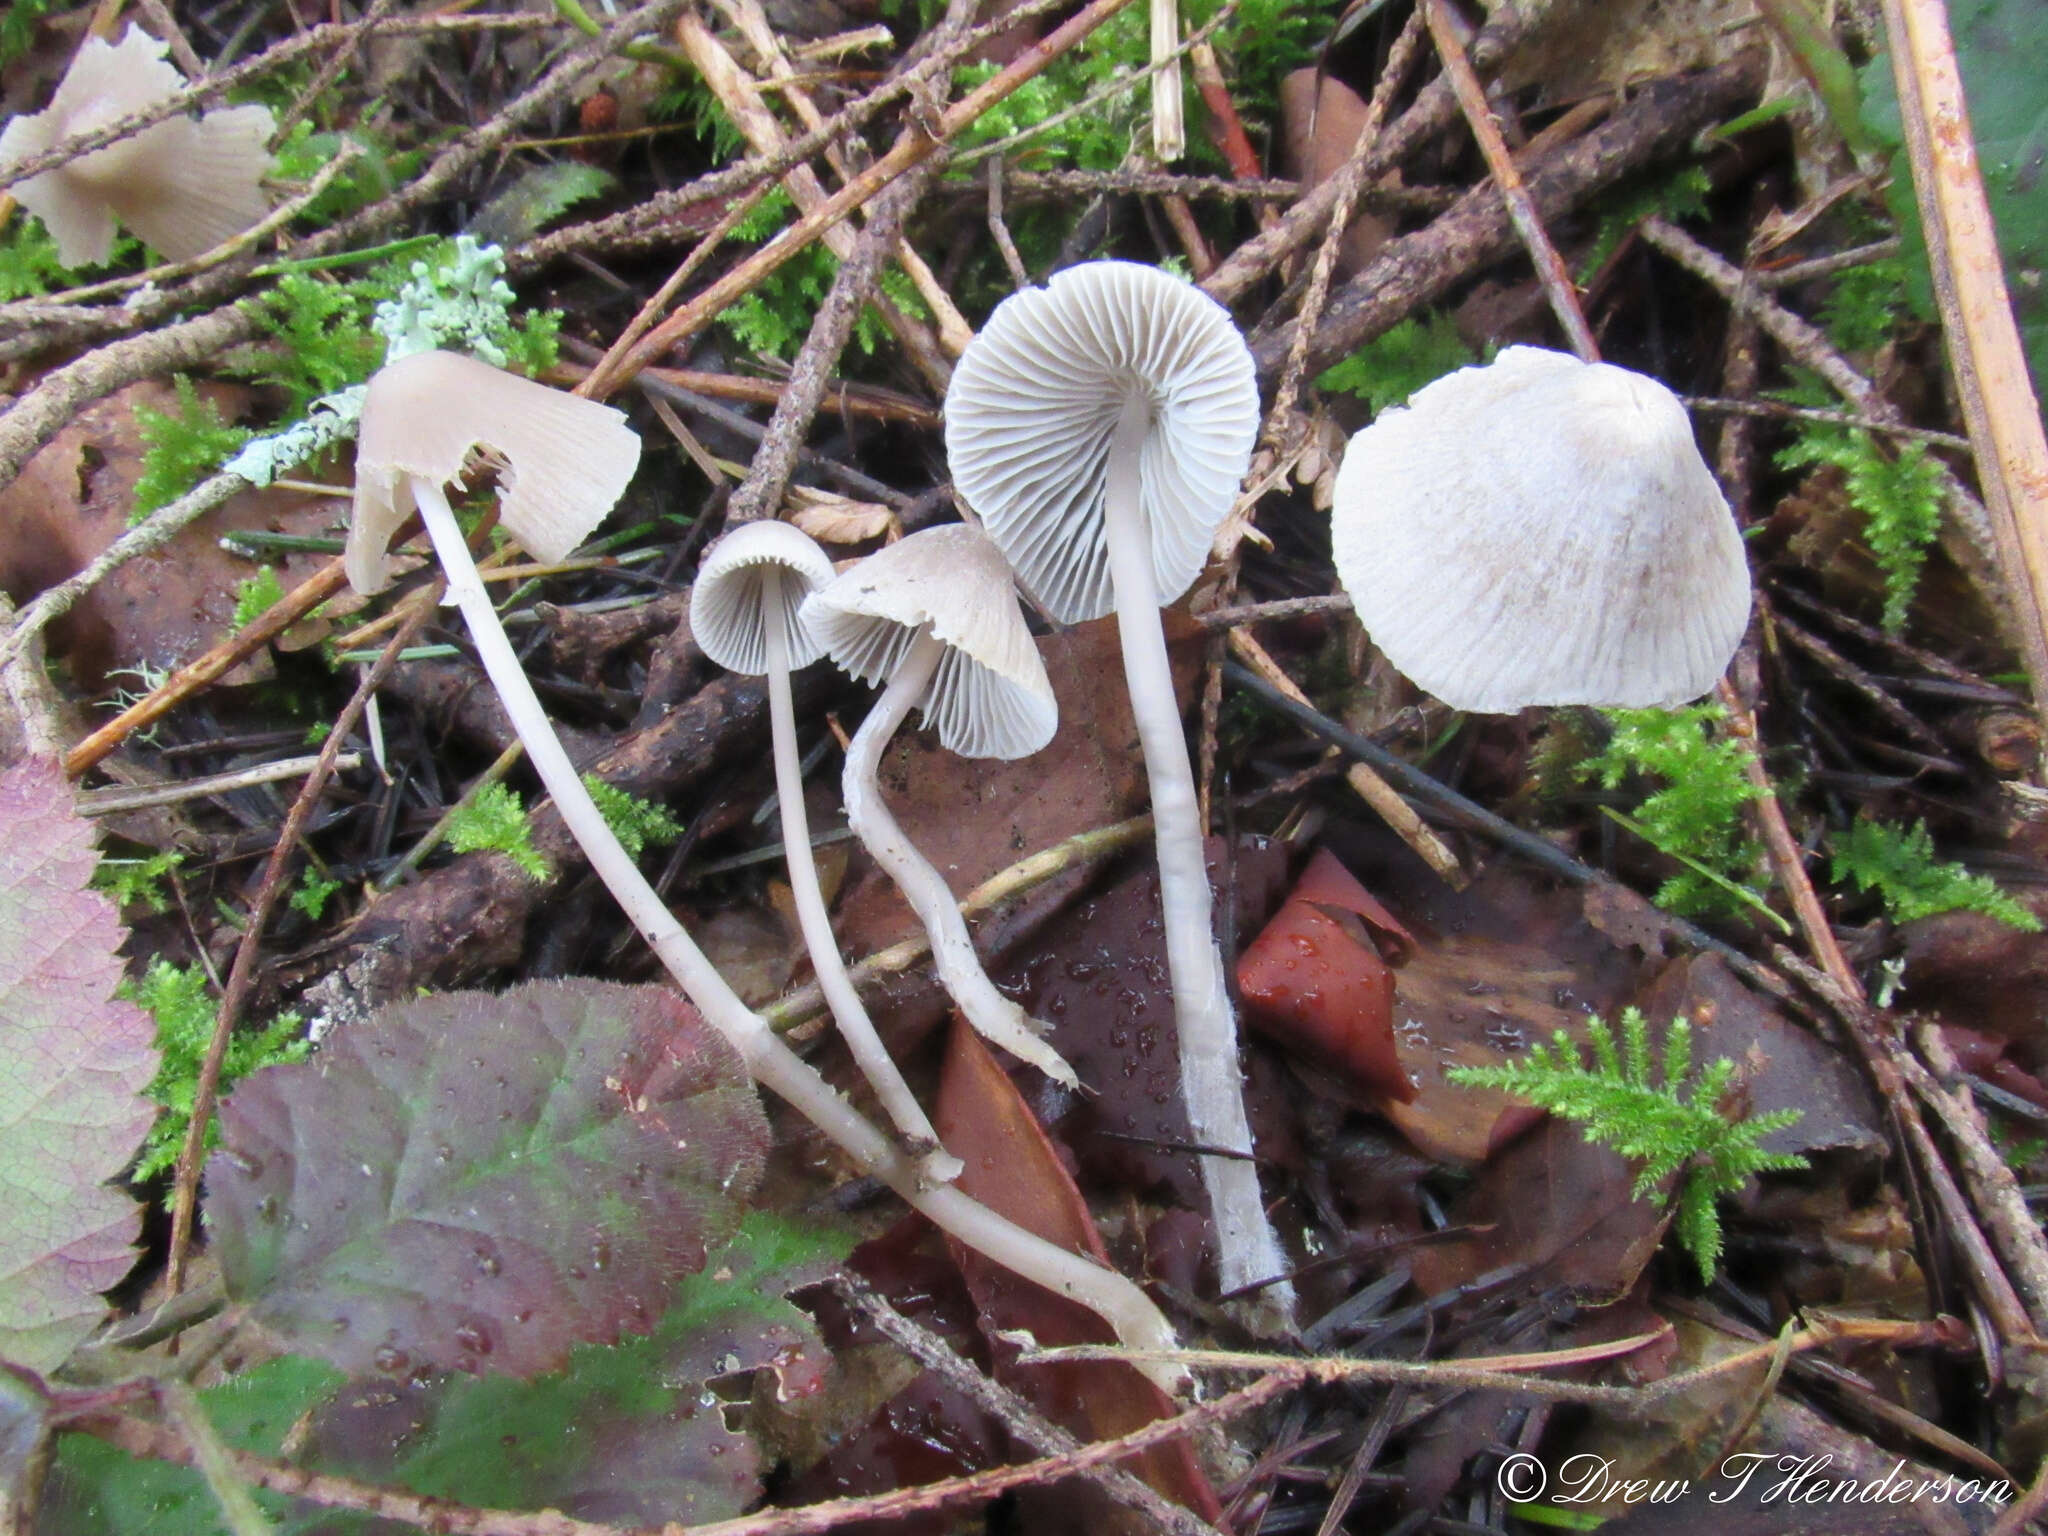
[0,26,274,267]
[690,521,836,675]
[346,350,642,595]
[1331,347,1751,713]
[800,524,1058,761]
[944,260,1259,623]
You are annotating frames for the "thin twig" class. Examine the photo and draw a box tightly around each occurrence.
[1424,0,1597,360]
[64,562,355,776]
[1638,215,2015,644]
[1878,0,2048,740]
[1263,5,1426,443]
[76,753,364,815]
[725,163,945,524]
[831,1275,1222,1536]
[163,597,436,1296]
[1684,394,1973,452]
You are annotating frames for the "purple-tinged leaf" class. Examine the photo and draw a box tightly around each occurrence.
[0,759,158,1372]
[207,979,769,1380]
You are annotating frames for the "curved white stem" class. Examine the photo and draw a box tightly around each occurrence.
[762,570,961,1185]
[410,480,1173,1376]
[1102,400,1296,1335]
[841,629,1079,1087]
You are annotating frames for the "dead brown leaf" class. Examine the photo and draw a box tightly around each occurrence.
[935,1020,1223,1528]
[1277,68,1396,272]
[0,379,340,690]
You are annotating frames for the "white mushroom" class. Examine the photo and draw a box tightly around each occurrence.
[691,522,962,1184]
[1330,346,1751,712]
[800,524,1075,1086]
[944,260,1294,1332]
[346,350,641,596]
[348,360,1178,1375]
[0,25,274,266]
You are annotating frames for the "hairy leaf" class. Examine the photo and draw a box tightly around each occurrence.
[0,759,158,1372]
[37,1355,345,1535]
[41,1218,841,1533]
[208,979,770,1379]
[303,1213,844,1527]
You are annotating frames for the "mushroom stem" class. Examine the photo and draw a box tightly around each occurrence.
[842,627,1079,1087]
[761,568,962,1185]
[1102,398,1297,1334]
[410,480,1173,1374]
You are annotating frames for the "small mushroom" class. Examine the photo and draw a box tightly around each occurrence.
[347,355,1180,1374]
[1330,346,1752,712]
[944,260,1293,1330]
[691,522,962,1184]
[0,25,274,266]
[800,524,1076,1086]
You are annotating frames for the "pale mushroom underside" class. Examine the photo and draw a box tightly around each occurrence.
[346,351,642,596]
[945,260,1259,622]
[0,27,274,266]
[691,521,837,675]
[801,525,1057,761]
[1332,347,1751,713]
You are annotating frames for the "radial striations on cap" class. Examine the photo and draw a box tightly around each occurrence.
[1331,347,1751,713]
[944,261,1259,623]
[691,522,836,675]
[801,525,1057,760]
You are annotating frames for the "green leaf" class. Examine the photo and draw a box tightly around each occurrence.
[0,759,158,1371]
[38,1217,845,1534]
[38,1356,346,1535]
[231,567,287,632]
[207,979,770,1379]
[469,162,617,247]
[1582,705,1771,921]
[583,775,683,859]
[303,1212,846,1526]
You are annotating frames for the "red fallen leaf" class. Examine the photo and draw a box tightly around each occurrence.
[1238,847,1415,1103]
[935,1020,1223,1527]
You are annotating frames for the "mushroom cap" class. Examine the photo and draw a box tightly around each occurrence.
[0,26,274,267]
[944,260,1259,623]
[800,524,1058,761]
[346,350,642,595]
[1331,347,1751,713]
[690,521,836,675]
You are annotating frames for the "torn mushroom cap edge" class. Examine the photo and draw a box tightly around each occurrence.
[0,25,275,267]
[345,350,642,596]
[691,522,837,676]
[943,259,1260,624]
[1329,346,1752,713]
[800,523,1058,761]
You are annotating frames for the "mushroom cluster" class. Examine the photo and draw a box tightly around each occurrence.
[333,260,1749,1375]
[340,351,1180,1379]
